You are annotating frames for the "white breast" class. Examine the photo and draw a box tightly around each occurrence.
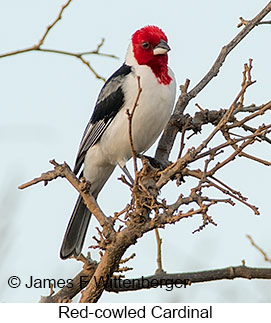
[98,64,176,166]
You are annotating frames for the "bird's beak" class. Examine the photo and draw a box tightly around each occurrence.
[153,39,171,55]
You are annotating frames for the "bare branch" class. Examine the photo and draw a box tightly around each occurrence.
[0,0,72,57]
[0,0,117,81]
[106,265,271,292]
[37,0,73,47]
[40,261,271,301]
[156,1,271,163]
[18,160,113,229]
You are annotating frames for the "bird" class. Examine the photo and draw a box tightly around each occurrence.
[60,25,176,259]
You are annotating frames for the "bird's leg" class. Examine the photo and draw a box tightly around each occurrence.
[119,163,134,185]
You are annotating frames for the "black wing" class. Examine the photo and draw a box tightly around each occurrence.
[73,64,132,175]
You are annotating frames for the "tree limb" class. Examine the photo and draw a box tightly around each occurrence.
[155,1,271,163]
[41,264,271,301]
[105,265,271,292]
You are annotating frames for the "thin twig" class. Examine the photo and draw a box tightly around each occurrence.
[126,76,142,179]
[0,0,72,58]
[0,0,117,81]
[207,178,260,215]
[154,229,164,274]
[38,0,73,47]
[177,127,186,159]
[247,235,271,263]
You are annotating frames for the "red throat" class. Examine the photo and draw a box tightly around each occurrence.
[146,55,172,85]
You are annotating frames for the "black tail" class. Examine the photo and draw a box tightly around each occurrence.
[60,195,91,259]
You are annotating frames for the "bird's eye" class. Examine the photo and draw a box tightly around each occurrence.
[141,41,150,49]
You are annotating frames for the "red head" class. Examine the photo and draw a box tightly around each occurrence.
[131,26,172,85]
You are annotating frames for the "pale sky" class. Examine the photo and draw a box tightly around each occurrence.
[0,0,271,302]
